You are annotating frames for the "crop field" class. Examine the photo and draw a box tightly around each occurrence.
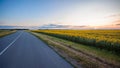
[33,30,120,54]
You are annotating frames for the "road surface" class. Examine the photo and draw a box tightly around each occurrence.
[0,31,73,68]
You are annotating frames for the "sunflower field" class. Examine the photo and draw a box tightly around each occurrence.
[32,30,120,54]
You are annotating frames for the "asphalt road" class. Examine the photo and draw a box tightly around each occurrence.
[0,31,73,68]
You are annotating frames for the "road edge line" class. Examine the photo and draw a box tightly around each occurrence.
[0,32,23,55]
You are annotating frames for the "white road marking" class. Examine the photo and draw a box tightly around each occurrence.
[0,32,23,56]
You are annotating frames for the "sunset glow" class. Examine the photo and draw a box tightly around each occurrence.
[0,0,120,29]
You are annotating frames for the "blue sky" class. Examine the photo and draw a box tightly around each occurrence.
[0,0,63,21]
[0,0,120,29]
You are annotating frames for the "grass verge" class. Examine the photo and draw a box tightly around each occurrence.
[0,30,16,38]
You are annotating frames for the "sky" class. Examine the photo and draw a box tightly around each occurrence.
[0,0,120,29]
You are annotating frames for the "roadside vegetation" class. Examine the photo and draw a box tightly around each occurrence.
[33,30,120,54]
[30,30,120,68]
[0,30,16,37]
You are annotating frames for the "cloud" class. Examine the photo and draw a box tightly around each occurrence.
[108,14,120,18]
[39,24,93,29]
[0,23,120,29]
[39,24,68,29]
[114,20,120,25]
[112,20,120,26]
[95,19,120,29]
[116,23,120,25]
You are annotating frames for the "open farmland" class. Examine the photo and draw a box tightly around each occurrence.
[33,30,120,54]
